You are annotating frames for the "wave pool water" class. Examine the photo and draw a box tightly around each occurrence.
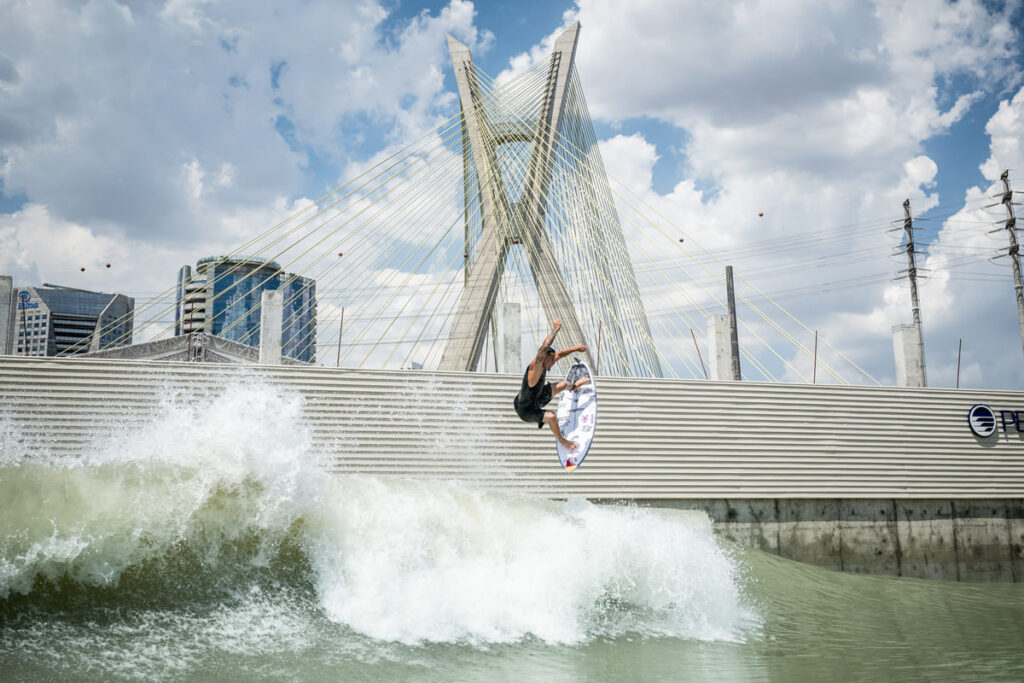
[1,383,1023,681]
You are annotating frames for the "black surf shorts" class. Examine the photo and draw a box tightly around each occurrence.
[513,382,553,428]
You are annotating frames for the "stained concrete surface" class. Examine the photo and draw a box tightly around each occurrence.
[639,498,1024,583]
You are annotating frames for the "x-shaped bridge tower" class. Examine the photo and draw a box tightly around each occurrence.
[439,23,661,377]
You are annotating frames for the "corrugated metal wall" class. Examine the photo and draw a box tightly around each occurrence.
[2,356,1023,499]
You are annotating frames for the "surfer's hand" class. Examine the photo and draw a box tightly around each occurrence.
[577,344,587,353]
[552,319,562,331]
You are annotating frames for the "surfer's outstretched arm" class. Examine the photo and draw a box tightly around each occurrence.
[554,344,587,362]
[542,411,577,451]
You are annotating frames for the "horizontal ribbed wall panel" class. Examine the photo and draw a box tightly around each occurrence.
[2,356,1023,499]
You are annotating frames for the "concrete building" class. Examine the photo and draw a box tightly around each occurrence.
[3,281,134,356]
[175,256,317,363]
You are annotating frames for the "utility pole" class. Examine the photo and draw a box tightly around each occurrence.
[997,170,1024,355]
[725,265,741,381]
[336,307,345,368]
[903,199,926,366]
[892,199,927,386]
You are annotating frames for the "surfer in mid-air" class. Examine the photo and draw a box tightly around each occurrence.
[513,319,589,450]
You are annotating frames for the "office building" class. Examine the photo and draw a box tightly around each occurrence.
[175,256,317,363]
[4,282,134,357]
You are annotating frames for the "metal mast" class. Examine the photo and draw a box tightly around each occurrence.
[896,198,927,386]
[997,170,1024,356]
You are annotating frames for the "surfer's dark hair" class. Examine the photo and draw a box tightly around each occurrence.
[541,345,556,356]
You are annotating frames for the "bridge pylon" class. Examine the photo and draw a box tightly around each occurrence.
[440,23,661,377]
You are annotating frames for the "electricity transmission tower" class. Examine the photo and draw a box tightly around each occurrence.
[994,170,1024,355]
[891,198,928,386]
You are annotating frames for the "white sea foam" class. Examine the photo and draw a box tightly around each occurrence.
[309,477,753,645]
[1,380,755,648]
[0,382,320,597]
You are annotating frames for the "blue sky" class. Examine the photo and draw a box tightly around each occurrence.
[1,0,1023,386]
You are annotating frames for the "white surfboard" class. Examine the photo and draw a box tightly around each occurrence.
[555,359,597,473]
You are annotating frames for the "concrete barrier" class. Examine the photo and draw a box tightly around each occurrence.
[637,498,1024,582]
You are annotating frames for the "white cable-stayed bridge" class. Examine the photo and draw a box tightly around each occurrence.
[58,22,921,386]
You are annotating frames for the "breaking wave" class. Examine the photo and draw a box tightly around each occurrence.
[0,381,754,676]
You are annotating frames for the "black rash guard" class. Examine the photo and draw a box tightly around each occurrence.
[513,364,553,427]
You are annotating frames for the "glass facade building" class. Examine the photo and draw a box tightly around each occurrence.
[9,285,134,356]
[280,274,317,363]
[176,256,317,363]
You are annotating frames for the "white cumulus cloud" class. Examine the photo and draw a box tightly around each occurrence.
[508,0,1020,386]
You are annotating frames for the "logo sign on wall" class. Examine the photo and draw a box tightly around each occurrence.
[968,404,997,437]
[17,290,38,310]
[968,404,1024,437]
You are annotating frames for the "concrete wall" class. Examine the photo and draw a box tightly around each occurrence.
[707,314,732,381]
[894,323,926,387]
[78,333,309,365]
[498,302,521,373]
[643,498,1024,582]
[4,356,1024,497]
[259,290,283,365]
